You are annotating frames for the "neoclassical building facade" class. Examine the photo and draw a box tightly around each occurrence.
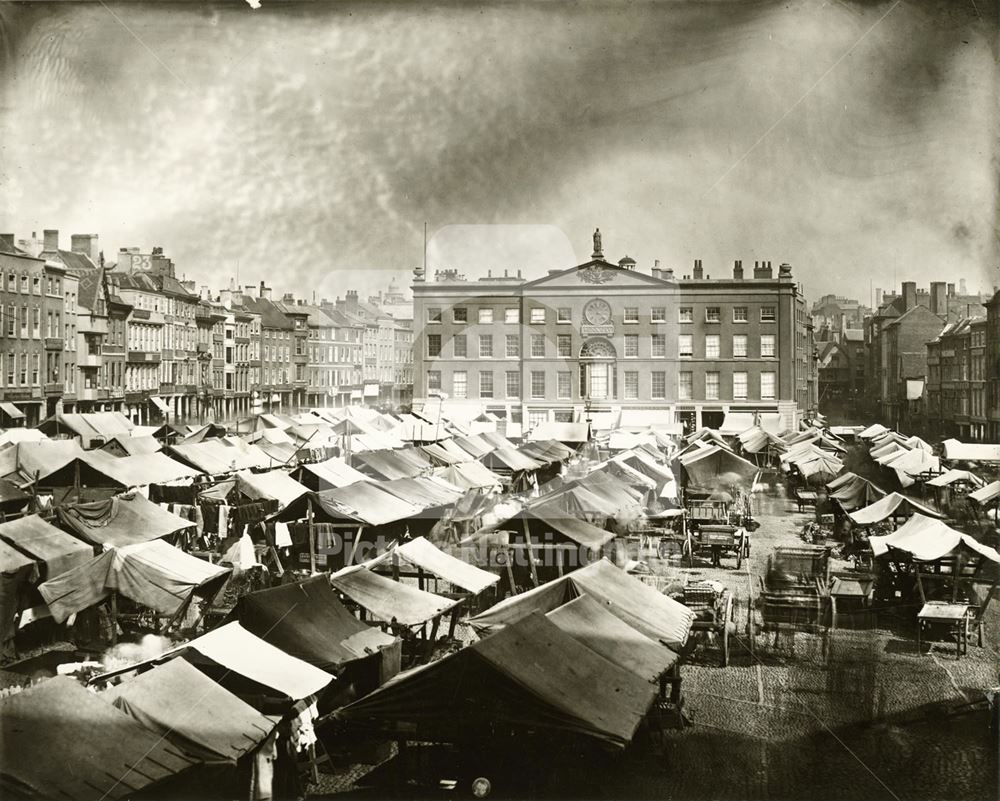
[412,232,816,433]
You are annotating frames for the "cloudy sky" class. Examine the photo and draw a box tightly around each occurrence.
[1,0,997,305]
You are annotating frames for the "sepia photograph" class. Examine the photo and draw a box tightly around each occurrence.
[0,1,998,799]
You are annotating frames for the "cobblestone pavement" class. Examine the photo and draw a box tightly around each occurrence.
[312,488,1000,799]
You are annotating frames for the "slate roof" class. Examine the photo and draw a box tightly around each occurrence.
[240,296,294,330]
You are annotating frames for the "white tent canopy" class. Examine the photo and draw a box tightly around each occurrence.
[869,513,1000,563]
[848,492,943,525]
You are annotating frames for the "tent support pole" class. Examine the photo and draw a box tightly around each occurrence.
[110,592,118,647]
[503,543,516,596]
[347,526,364,567]
[448,604,461,638]
[522,519,539,588]
[556,546,564,578]
[307,497,316,574]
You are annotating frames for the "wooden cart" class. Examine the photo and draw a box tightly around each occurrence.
[682,581,737,667]
[747,545,833,654]
[683,499,753,569]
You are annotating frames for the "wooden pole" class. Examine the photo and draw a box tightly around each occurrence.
[503,543,516,596]
[110,592,118,647]
[522,518,539,587]
[307,496,316,574]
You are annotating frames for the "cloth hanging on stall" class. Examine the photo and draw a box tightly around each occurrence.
[218,505,230,538]
[250,730,278,801]
[274,522,292,549]
[288,698,318,753]
[234,501,275,525]
[149,483,200,505]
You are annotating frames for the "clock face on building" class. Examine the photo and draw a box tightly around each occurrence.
[584,299,612,326]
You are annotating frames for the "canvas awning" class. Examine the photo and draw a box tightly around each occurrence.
[419,442,469,466]
[150,396,171,414]
[169,439,277,474]
[678,445,758,487]
[378,476,465,511]
[235,469,309,509]
[432,461,503,490]
[0,677,197,800]
[546,594,678,682]
[452,434,494,459]
[104,658,277,763]
[365,536,499,595]
[523,503,615,551]
[296,457,369,489]
[330,565,459,626]
[178,622,334,699]
[792,452,844,479]
[354,449,425,480]
[925,469,985,489]
[483,447,544,473]
[80,451,202,486]
[827,474,886,511]
[859,423,890,439]
[527,422,589,443]
[848,492,943,525]
[229,576,397,672]
[37,550,115,623]
[617,409,682,432]
[337,611,656,748]
[0,440,88,486]
[941,440,1000,463]
[969,480,1000,506]
[0,402,24,420]
[869,513,1000,563]
[0,514,92,580]
[110,540,230,616]
[104,434,162,456]
[719,412,783,435]
[57,492,196,547]
[0,479,30,507]
[738,426,787,454]
[885,449,941,487]
[469,558,694,649]
[306,482,425,526]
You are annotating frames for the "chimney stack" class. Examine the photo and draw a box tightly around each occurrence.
[243,284,259,299]
[692,259,703,280]
[664,266,674,280]
[930,281,947,316]
[70,234,100,264]
[947,282,955,297]
[753,261,772,279]
[959,278,967,296]
[902,281,917,311]
[43,229,58,252]
[260,281,272,301]
[733,260,743,280]
[346,289,359,312]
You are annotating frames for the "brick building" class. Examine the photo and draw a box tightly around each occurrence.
[412,231,817,433]
[0,243,73,425]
